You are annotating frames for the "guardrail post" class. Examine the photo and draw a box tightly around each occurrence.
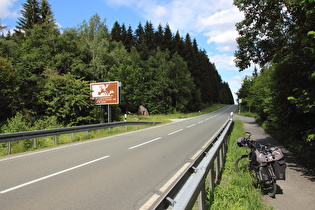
[71,133,74,141]
[54,135,57,145]
[33,138,37,149]
[7,141,11,154]
[215,156,220,180]
[219,148,223,168]
[208,166,215,190]
[198,184,207,210]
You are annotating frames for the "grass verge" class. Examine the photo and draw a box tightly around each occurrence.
[208,120,271,210]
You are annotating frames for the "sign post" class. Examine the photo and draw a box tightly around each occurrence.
[90,81,120,123]
[238,98,242,114]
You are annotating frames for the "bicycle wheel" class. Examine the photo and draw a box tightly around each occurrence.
[262,179,277,198]
[268,180,277,198]
[235,154,248,172]
[263,165,277,198]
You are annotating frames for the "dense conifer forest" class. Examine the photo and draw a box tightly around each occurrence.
[0,0,233,131]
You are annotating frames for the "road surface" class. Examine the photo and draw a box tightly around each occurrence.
[0,105,236,210]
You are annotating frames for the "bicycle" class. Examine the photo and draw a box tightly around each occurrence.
[235,132,286,198]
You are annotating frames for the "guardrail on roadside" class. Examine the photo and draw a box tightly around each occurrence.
[0,121,160,154]
[154,119,233,210]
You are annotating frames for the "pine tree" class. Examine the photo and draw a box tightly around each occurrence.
[125,26,135,51]
[163,24,173,51]
[155,24,164,49]
[39,0,55,24]
[15,0,55,38]
[15,0,40,36]
[111,21,121,42]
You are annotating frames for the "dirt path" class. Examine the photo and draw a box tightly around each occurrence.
[235,115,315,210]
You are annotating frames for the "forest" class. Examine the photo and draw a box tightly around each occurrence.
[0,0,234,132]
[234,0,315,168]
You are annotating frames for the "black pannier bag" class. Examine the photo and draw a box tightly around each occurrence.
[273,159,286,180]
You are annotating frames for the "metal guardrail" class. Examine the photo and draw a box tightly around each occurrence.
[0,121,160,154]
[154,119,233,210]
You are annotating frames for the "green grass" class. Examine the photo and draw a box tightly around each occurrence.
[237,111,257,118]
[208,120,271,210]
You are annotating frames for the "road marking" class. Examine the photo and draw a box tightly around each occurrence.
[159,162,191,192]
[140,162,191,209]
[187,123,196,128]
[128,137,162,150]
[0,155,110,194]
[168,129,183,136]
[139,194,161,210]
[191,149,204,160]
[197,120,204,124]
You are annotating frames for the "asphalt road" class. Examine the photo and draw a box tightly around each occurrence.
[0,105,236,210]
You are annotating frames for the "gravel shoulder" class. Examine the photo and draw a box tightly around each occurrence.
[235,115,315,210]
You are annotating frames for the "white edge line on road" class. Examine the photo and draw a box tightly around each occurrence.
[159,162,191,193]
[168,129,183,136]
[140,162,191,210]
[0,155,110,194]
[128,137,162,150]
[139,194,161,210]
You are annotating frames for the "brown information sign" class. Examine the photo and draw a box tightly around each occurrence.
[90,81,120,105]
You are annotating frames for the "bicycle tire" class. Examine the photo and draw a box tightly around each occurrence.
[266,165,277,198]
[268,180,277,198]
[235,154,248,172]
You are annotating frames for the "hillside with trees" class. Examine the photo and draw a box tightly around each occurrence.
[234,0,315,168]
[0,0,233,131]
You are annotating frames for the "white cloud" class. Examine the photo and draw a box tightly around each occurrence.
[104,0,244,53]
[0,0,19,19]
[227,75,243,103]
[209,54,236,71]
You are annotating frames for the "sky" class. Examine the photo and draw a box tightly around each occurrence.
[0,0,254,103]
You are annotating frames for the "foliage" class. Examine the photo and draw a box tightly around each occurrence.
[234,0,315,167]
[0,56,15,120]
[76,13,111,81]
[37,72,95,126]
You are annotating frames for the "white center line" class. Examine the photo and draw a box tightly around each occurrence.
[187,124,196,128]
[0,155,110,194]
[168,129,183,136]
[128,137,162,150]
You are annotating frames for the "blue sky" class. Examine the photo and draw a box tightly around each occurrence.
[1,0,253,103]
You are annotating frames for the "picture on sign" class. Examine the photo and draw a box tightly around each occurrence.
[90,81,120,105]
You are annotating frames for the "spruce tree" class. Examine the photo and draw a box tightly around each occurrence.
[111,21,121,42]
[15,0,40,36]
[15,0,55,38]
